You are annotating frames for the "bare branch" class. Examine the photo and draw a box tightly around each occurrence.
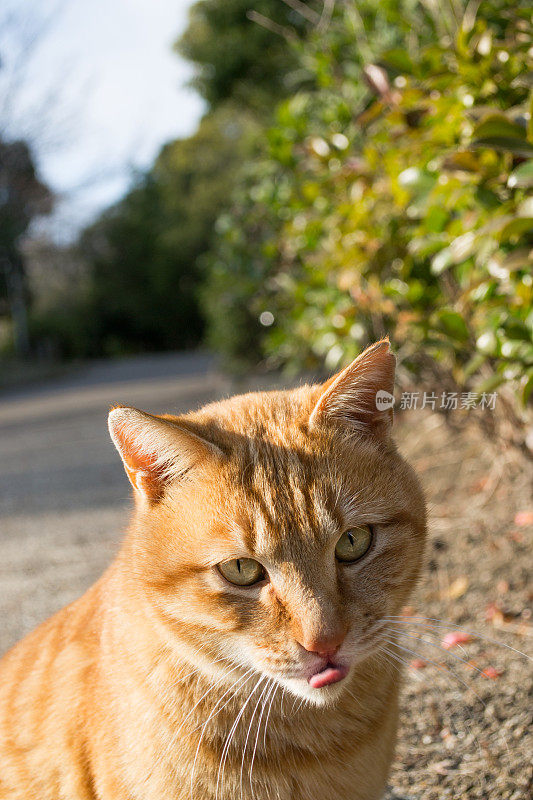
[280,0,321,25]
[246,10,297,41]
[0,0,75,148]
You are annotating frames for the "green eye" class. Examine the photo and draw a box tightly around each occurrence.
[335,526,373,563]
[218,558,265,586]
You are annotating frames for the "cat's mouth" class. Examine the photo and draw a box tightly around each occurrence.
[308,662,348,689]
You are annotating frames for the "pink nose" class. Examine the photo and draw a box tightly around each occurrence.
[301,631,345,659]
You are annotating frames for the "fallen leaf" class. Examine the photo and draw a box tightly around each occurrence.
[442,631,473,649]
[410,658,427,669]
[485,602,505,626]
[445,576,469,599]
[485,602,519,626]
[481,666,503,679]
[514,510,533,526]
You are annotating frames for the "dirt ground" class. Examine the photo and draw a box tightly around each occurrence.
[0,354,531,798]
[388,410,532,800]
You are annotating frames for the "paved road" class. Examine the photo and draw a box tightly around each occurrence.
[0,351,228,655]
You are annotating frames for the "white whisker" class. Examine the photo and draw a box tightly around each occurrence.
[383,639,485,707]
[386,627,489,678]
[262,681,279,749]
[249,679,275,794]
[239,677,272,800]
[189,668,256,798]
[382,616,532,661]
[215,674,265,800]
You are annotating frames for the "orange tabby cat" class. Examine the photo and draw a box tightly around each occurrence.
[0,340,426,800]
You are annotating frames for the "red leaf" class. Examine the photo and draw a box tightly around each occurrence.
[514,510,533,527]
[481,666,503,679]
[410,658,427,669]
[441,631,473,650]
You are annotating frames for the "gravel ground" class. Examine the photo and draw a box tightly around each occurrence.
[386,410,532,800]
[0,356,531,799]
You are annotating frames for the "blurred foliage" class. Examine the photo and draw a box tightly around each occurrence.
[204,0,533,403]
[177,0,315,110]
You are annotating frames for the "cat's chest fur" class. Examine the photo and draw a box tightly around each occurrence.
[97,639,398,800]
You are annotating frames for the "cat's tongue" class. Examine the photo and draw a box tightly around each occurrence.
[308,664,348,689]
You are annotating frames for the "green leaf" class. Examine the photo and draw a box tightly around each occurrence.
[472,114,528,141]
[473,373,506,394]
[499,217,533,242]
[475,186,501,210]
[504,318,531,342]
[522,370,533,404]
[508,161,533,189]
[381,48,415,74]
[471,138,533,157]
[431,232,477,274]
[431,248,453,275]
[398,167,436,195]
[477,331,498,355]
[471,115,533,156]
[437,310,470,342]
[463,352,486,379]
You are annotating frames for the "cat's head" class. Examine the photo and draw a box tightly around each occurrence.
[109,340,426,705]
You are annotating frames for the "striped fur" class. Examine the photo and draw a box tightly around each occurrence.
[0,341,426,799]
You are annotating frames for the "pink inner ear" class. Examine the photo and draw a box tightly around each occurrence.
[114,423,157,472]
[109,407,225,502]
[110,415,167,500]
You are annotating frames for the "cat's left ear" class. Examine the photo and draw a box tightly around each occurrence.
[108,406,224,502]
[309,339,396,439]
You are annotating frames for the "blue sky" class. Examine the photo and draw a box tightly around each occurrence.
[0,0,203,238]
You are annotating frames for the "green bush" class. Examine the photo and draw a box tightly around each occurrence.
[204,0,533,403]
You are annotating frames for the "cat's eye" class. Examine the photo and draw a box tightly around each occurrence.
[335,525,373,563]
[218,558,265,587]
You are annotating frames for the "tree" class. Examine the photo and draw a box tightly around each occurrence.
[177,0,317,111]
[0,139,53,355]
[65,1,323,359]
[75,107,259,357]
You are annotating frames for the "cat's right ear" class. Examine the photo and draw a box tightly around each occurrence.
[309,339,396,440]
[108,407,223,503]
